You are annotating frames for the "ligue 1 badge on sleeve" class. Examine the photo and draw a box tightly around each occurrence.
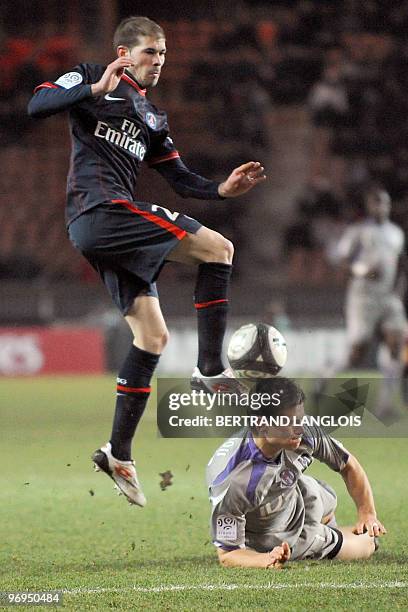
[55,72,83,89]
[216,515,237,540]
[146,112,157,129]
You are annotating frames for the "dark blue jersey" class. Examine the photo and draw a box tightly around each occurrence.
[28,64,223,225]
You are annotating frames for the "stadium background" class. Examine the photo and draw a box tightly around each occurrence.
[4,0,408,374]
[1,3,408,610]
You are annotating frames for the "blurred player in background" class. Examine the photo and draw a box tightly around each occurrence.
[28,16,266,506]
[207,377,386,568]
[325,185,407,417]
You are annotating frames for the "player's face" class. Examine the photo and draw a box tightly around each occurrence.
[366,190,391,222]
[119,36,166,88]
[261,403,305,450]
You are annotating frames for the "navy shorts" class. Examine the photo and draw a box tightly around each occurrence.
[68,199,201,314]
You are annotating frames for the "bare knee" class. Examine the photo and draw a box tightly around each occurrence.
[206,235,234,264]
[168,227,234,265]
[134,328,169,354]
[126,317,170,354]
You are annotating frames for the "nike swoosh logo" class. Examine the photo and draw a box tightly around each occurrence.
[104,93,126,101]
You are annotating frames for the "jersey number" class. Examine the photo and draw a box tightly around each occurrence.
[152,205,179,222]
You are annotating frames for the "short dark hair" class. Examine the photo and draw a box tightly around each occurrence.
[113,16,165,50]
[253,377,305,417]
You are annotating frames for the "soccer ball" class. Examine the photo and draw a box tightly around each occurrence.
[227,323,287,378]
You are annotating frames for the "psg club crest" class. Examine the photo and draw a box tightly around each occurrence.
[279,468,296,487]
[145,112,157,129]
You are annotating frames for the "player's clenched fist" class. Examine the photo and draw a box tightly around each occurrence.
[91,57,135,97]
[218,161,267,198]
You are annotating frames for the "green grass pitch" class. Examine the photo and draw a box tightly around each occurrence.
[0,375,407,610]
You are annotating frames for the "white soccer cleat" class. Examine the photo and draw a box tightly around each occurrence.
[190,366,249,394]
[92,442,146,507]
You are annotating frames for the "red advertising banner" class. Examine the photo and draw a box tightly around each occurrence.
[0,327,105,375]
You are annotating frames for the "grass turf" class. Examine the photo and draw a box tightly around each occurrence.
[0,375,407,611]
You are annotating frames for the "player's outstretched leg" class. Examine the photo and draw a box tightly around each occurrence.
[194,262,232,376]
[168,225,245,393]
[191,262,246,393]
[93,295,167,506]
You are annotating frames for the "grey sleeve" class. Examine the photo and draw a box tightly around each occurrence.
[309,426,349,472]
[210,484,252,550]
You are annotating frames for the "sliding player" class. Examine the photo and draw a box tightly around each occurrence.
[207,377,385,567]
[28,16,266,506]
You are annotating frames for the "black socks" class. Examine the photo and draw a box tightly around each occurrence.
[109,262,232,460]
[110,344,160,461]
[194,262,232,376]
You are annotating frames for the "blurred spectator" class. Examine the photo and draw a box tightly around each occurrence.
[308,62,349,130]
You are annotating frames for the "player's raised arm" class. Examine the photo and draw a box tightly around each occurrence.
[340,453,387,537]
[27,58,134,119]
[153,158,266,201]
[152,156,224,200]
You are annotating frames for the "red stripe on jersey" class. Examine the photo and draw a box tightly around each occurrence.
[195,299,229,310]
[112,199,186,240]
[117,384,151,393]
[34,82,59,93]
[121,74,146,96]
[148,151,180,166]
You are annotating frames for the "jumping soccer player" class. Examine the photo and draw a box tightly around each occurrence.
[28,16,266,506]
[207,378,386,568]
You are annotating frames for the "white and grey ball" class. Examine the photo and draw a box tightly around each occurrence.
[227,323,287,378]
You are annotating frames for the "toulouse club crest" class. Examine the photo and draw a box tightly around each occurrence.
[279,468,296,487]
[145,112,157,129]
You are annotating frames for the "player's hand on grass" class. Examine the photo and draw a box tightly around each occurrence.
[91,57,135,97]
[353,513,387,537]
[266,542,291,569]
[218,162,266,198]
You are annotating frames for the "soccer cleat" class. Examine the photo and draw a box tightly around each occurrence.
[190,366,249,395]
[92,442,146,507]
